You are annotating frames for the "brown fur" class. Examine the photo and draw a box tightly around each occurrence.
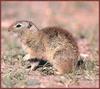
[9,21,79,74]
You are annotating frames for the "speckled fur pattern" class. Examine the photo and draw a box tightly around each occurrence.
[9,21,79,74]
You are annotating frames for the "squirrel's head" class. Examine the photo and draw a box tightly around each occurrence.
[8,20,39,34]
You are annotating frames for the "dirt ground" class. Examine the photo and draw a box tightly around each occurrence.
[1,1,99,88]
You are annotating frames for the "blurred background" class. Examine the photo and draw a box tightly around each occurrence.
[1,1,99,88]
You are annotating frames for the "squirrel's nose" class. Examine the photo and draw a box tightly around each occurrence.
[8,28,11,32]
[8,26,12,32]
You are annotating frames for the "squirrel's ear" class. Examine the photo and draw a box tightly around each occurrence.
[29,24,40,32]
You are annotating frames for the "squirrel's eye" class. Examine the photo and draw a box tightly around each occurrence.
[16,24,22,28]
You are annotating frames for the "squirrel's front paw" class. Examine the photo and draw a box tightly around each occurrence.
[30,62,40,71]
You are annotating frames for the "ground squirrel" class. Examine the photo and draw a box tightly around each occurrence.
[8,20,79,74]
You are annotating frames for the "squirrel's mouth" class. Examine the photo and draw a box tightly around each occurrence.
[12,33,19,38]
